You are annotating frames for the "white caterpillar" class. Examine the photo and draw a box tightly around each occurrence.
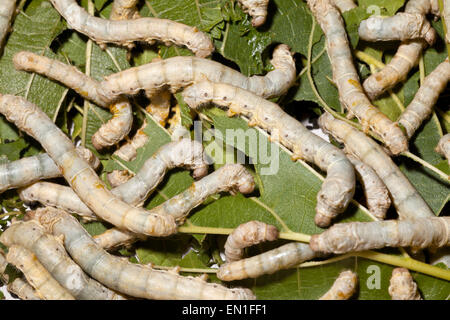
[49,0,214,57]
[435,133,450,165]
[182,81,356,228]
[358,13,436,45]
[331,0,356,12]
[217,242,316,281]
[13,51,133,149]
[6,245,75,300]
[347,155,391,219]
[0,220,126,300]
[99,44,296,102]
[319,112,435,220]
[0,0,16,50]
[33,207,256,300]
[362,0,439,100]
[0,146,99,194]
[444,0,450,43]
[319,270,358,300]
[307,0,407,155]
[110,0,140,21]
[309,217,450,254]
[388,268,422,300]
[93,228,143,250]
[237,0,269,27]
[398,59,450,139]
[106,169,132,188]
[224,221,279,262]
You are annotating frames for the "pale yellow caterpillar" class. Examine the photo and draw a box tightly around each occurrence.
[224,221,279,262]
[388,268,422,300]
[113,121,149,162]
[7,277,41,300]
[110,0,140,21]
[93,228,142,250]
[0,0,16,50]
[309,217,450,254]
[182,81,356,228]
[106,169,132,188]
[0,146,99,194]
[0,220,127,300]
[13,51,133,149]
[398,59,450,139]
[49,0,214,57]
[33,207,256,300]
[307,0,408,155]
[319,270,358,300]
[331,0,356,12]
[99,44,296,101]
[358,13,436,45]
[237,0,269,27]
[319,112,435,220]
[444,0,450,43]
[217,242,316,281]
[347,155,391,220]
[435,133,450,165]
[6,245,75,300]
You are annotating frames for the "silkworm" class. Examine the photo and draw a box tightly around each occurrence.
[309,217,450,254]
[237,0,269,27]
[0,0,16,50]
[224,221,279,262]
[6,245,75,300]
[435,133,450,165]
[319,112,434,220]
[7,277,41,300]
[217,242,316,281]
[99,44,296,102]
[319,270,358,300]
[93,228,142,250]
[388,268,422,300]
[0,220,126,300]
[358,13,435,45]
[331,0,356,12]
[0,146,99,194]
[33,207,256,300]
[107,170,132,188]
[398,59,450,139]
[113,121,149,162]
[110,0,140,21]
[49,0,214,57]
[13,51,133,149]
[182,81,355,228]
[307,0,407,155]
[347,155,391,220]
[444,0,450,43]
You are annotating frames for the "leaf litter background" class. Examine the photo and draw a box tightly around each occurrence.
[0,0,448,299]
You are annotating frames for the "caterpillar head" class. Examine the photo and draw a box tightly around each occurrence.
[182,81,214,110]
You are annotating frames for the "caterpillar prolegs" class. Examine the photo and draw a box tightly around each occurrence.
[110,0,140,21]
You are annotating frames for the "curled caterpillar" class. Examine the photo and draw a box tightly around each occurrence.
[307,0,407,155]
[319,112,434,220]
[0,0,16,50]
[49,0,214,57]
[224,221,279,262]
[0,146,99,194]
[435,133,450,165]
[93,228,142,250]
[0,220,126,300]
[347,155,391,220]
[7,277,41,300]
[6,245,75,300]
[309,217,450,254]
[237,0,269,27]
[13,51,133,149]
[388,268,422,300]
[99,44,296,102]
[113,121,149,162]
[182,81,356,228]
[331,0,356,12]
[319,270,358,300]
[398,59,450,139]
[32,207,256,300]
[358,13,436,45]
[217,242,316,281]
[110,0,140,21]
[362,0,438,100]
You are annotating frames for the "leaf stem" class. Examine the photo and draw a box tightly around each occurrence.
[401,151,449,181]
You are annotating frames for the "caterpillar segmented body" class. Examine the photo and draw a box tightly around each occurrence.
[113,121,149,162]
[319,112,434,220]
[398,59,450,139]
[307,0,407,155]
[0,0,16,50]
[237,0,269,27]
[444,0,450,43]
[93,228,142,250]
[331,0,356,12]
[358,13,436,45]
[110,0,140,21]
[33,207,256,300]
[49,0,214,57]
[99,44,296,102]
[224,221,279,262]
[106,170,132,188]
[182,81,356,228]
[0,146,99,194]
[6,245,75,300]
[309,217,450,254]
[435,133,450,165]
[0,220,127,300]
[7,277,41,300]
[217,242,316,281]
[319,270,358,300]
[388,268,422,300]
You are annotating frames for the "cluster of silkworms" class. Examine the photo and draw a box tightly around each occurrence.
[0,0,448,301]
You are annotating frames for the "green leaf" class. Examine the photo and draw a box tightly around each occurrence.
[0,138,27,161]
